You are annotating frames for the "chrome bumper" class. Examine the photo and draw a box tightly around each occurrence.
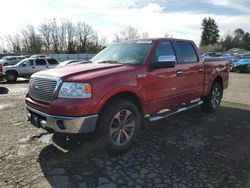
[26,106,98,134]
[0,72,5,81]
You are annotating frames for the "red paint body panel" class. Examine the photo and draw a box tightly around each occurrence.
[25,38,229,117]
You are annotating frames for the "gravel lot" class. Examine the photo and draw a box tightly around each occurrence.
[0,73,249,188]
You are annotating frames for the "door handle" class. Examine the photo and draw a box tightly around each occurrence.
[32,67,35,69]
[198,68,203,73]
[176,70,183,77]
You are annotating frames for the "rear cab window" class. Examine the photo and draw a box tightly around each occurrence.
[35,59,47,66]
[175,41,198,64]
[47,59,58,65]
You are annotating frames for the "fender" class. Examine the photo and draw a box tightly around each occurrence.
[204,67,223,97]
[95,86,144,113]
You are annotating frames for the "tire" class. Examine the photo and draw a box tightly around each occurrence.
[96,98,141,154]
[6,72,17,83]
[235,67,242,73]
[202,82,223,113]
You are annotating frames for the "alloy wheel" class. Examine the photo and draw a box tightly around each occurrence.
[109,109,135,146]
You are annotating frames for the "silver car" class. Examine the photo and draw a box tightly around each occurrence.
[3,57,59,82]
[0,56,25,66]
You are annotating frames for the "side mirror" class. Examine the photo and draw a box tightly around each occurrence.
[152,55,176,69]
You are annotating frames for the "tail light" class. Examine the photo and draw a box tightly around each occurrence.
[0,64,2,72]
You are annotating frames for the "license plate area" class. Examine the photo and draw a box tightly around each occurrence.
[30,113,41,128]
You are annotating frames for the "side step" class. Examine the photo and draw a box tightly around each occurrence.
[147,100,203,122]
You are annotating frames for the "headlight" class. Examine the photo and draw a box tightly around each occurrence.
[58,82,92,98]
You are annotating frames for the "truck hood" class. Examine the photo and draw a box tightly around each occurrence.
[33,63,131,81]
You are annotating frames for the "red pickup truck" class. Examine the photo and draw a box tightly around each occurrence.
[0,64,5,82]
[25,38,229,153]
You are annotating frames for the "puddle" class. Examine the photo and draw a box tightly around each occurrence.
[31,133,53,144]
[37,133,53,143]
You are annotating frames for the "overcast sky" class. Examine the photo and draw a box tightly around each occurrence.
[0,0,250,45]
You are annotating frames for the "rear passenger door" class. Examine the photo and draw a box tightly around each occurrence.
[174,41,204,102]
[34,59,48,72]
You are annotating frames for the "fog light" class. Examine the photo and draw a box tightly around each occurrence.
[56,120,66,130]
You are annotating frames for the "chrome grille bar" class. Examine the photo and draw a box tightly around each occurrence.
[28,75,62,103]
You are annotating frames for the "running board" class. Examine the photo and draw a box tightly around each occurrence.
[147,100,203,122]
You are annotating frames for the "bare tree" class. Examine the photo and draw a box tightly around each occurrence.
[88,32,107,53]
[164,32,173,38]
[64,20,76,53]
[76,22,93,53]
[6,34,22,53]
[142,32,149,38]
[113,26,140,42]
[49,18,60,53]
[0,18,108,54]
[21,25,42,53]
[38,21,51,52]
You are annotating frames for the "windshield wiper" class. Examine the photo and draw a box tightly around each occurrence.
[97,60,122,64]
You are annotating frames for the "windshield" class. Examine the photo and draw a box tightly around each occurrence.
[91,41,153,64]
[1,56,9,60]
[16,59,27,66]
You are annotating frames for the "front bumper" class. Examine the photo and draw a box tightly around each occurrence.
[26,106,98,134]
[0,72,5,82]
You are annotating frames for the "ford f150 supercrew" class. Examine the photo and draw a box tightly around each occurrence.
[25,38,229,153]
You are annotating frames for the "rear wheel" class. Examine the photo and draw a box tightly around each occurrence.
[96,98,141,154]
[235,67,242,73]
[202,82,222,113]
[6,71,17,83]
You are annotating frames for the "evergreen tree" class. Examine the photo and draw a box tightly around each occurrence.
[200,17,220,47]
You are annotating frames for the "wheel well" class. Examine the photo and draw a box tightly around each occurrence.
[214,76,223,89]
[100,91,143,116]
[6,70,18,76]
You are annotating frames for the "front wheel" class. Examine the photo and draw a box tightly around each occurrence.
[6,72,17,83]
[96,98,141,154]
[202,82,222,113]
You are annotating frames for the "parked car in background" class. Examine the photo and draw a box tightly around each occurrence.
[3,57,59,82]
[0,56,25,66]
[25,38,229,153]
[57,60,79,67]
[0,64,5,82]
[231,58,250,73]
[30,54,47,58]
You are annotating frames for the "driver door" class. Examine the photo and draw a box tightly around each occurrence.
[144,41,183,113]
[18,60,35,76]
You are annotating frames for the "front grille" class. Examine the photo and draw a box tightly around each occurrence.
[29,77,59,103]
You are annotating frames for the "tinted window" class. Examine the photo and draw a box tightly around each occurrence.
[47,59,58,65]
[36,59,47,66]
[10,57,17,61]
[151,41,175,63]
[177,42,198,63]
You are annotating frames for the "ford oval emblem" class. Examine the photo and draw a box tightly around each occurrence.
[34,85,40,90]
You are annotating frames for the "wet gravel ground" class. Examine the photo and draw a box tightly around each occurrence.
[0,73,250,188]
